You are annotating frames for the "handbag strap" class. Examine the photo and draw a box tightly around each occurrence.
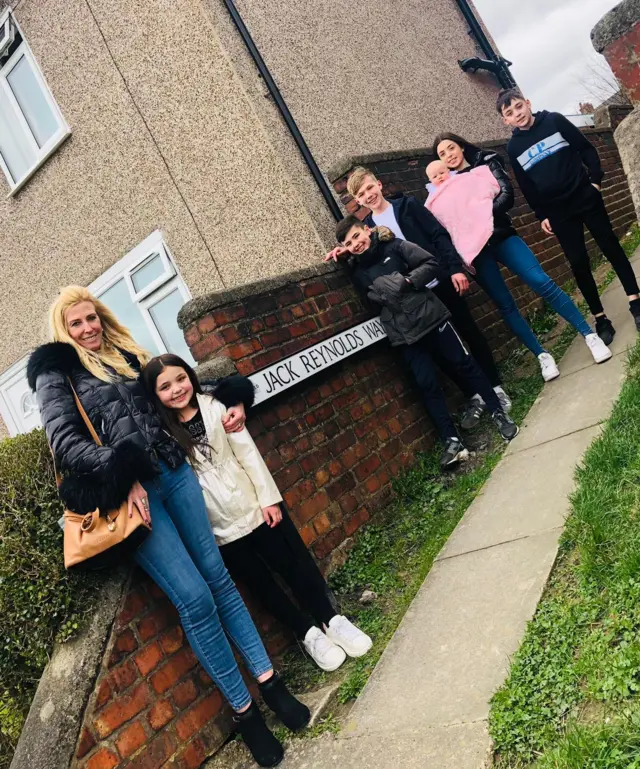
[50,378,103,488]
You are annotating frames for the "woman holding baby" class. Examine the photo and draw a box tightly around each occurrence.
[429,134,611,379]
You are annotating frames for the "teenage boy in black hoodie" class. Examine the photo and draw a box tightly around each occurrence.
[335,215,519,471]
[326,166,511,429]
[500,88,640,344]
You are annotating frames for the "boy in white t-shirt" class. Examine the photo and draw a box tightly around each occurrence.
[325,167,511,427]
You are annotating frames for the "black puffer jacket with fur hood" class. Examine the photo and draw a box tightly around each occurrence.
[27,342,254,515]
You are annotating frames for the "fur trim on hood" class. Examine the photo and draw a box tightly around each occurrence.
[27,342,83,391]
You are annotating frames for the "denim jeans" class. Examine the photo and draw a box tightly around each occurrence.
[135,460,272,711]
[474,236,592,356]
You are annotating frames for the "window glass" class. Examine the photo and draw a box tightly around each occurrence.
[7,54,58,147]
[99,279,160,354]
[149,289,194,362]
[0,85,32,180]
[130,253,168,294]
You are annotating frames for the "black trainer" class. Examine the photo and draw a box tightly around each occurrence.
[460,398,485,430]
[233,701,284,767]
[595,316,616,346]
[259,672,310,732]
[440,437,470,470]
[630,302,640,332]
[492,410,519,441]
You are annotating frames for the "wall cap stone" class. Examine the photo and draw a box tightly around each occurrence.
[178,262,339,328]
[9,568,130,769]
[592,0,640,52]
[196,356,238,379]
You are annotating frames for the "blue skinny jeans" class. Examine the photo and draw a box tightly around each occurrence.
[474,236,592,356]
[135,460,272,711]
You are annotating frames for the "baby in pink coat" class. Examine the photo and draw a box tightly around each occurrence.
[425,160,499,269]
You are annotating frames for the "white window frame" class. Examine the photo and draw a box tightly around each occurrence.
[0,355,36,436]
[90,230,194,364]
[0,9,71,196]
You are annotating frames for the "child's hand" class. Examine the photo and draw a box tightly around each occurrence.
[262,505,283,528]
[592,183,601,192]
[323,246,349,263]
[451,273,470,295]
[541,219,554,235]
[222,404,246,433]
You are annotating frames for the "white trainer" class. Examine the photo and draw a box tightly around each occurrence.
[325,615,373,658]
[494,386,512,413]
[585,333,613,364]
[303,626,346,671]
[538,352,560,382]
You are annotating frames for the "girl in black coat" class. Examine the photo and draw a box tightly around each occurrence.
[27,285,309,767]
[432,134,611,385]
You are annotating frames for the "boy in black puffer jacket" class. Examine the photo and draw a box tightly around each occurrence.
[335,215,518,470]
[500,88,640,345]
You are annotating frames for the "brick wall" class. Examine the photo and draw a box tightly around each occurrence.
[70,127,637,769]
[599,20,640,105]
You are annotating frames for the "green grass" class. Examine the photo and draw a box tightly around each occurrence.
[489,336,640,768]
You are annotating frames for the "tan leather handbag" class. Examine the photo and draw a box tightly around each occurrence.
[54,381,151,571]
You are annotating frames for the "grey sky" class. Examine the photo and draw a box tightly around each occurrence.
[472,0,622,113]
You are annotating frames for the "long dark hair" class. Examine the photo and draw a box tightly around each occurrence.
[142,354,203,461]
[432,132,482,165]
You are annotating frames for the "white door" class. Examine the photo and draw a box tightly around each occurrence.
[0,356,42,436]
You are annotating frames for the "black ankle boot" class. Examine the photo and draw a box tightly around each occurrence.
[259,672,310,732]
[234,701,284,767]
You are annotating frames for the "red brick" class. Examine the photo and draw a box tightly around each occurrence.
[134,641,164,676]
[298,524,317,547]
[85,748,120,769]
[300,446,331,473]
[305,403,334,426]
[380,438,401,462]
[137,603,178,642]
[244,295,277,315]
[274,422,301,442]
[147,698,175,731]
[249,348,282,370]
[76,726,96,760]
[313,526,346,560]
[364,475,381,494]
[184,324,201,346]
[173,677,199,710]
[190,333,226,361]
[339,493,358,515]
[303,280,329,298]
[159,626,184,655]
[211,305,246,325]
[315,468,331,487]
[340,442,368,469]
[197,315,216,335]
[93,682,151,738]
[126,731,176,769]
[296,491,330,524]
[273,463,302,491]
[149,648,198,694]
[326,472,356,501]
[175,692,224,741]
[313,512,332,536]
[226,341,262,360]
[95,677,112,709]
[108,628,138,667]
[264,450,284,473]
[117,589,148,626]
[354,454,381,482]
[110,659,139,693]
[288,318,318,337]
[176,737,207,769]
[261,327,292,346]
[116,720,147,759]
[221,326,241,343]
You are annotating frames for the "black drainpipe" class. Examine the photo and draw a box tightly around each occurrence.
[223,0,343,222]
[453,0,516,89]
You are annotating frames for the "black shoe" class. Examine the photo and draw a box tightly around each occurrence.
[259,672,310,732]
[492,410,519,441]
[440,437,470,471]
[460,398,485,430]
[595,316,616,346]
[234,701,284,767]
[631,304,640,332]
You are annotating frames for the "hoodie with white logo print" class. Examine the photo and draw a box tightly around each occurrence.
[506,111,604,223]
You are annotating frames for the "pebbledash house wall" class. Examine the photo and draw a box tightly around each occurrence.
[51,130,637,769]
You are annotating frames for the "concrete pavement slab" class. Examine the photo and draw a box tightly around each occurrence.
[345,529,561,733]
[437,425,601,560]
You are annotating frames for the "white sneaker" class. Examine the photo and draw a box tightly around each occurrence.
[325,615,373,658]
[493,386,512,413]
[303,626,346,671]
[585,333,613,364]
[538,352,560,382]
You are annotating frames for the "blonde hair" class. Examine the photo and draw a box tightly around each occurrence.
[346,166,378,198]
[49,286,151,382]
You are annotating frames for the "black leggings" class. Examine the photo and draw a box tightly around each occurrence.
[433,278,502,389]
[220,513,336,639]
[551,189,639,316]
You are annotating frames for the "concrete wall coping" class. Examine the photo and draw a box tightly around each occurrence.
[178,261,339,329]
[592,0,639,52]
[9,569,129,769]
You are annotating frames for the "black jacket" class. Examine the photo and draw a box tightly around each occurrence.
[458,147,517,245]
[507,111,604,222]
[27,342,254,515]
[363,194,464,277]
[348,229,450,347]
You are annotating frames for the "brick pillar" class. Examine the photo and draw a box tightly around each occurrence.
[592,0,640,104]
